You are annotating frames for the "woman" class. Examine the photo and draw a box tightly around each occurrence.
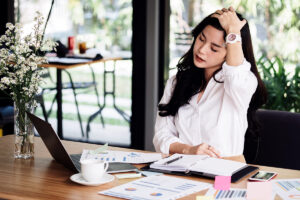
[153,7,266,158]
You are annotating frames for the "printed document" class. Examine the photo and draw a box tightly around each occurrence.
[205,187,247,200]
[81,149,162,164]
[99,175,211,200]
[272,179,300,200]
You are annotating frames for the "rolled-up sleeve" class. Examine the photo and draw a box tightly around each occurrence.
[222,59,258,113]
[153,76,182,154]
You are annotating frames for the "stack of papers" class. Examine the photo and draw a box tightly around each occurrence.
[99,175,211,200]
[81,149,162,164]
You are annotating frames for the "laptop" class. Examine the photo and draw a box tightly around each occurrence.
[27,112,138,173]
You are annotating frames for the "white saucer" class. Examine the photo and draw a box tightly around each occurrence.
[70,173,115,186]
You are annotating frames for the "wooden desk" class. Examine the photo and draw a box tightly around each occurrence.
[1,135,299,200]
[42,57,125,139]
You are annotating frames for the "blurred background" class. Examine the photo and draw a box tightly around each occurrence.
[0,0,299,150]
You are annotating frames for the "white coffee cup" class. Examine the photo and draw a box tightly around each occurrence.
[80,159,109,182]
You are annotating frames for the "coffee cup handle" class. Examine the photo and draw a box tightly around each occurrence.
[104,162,109,172]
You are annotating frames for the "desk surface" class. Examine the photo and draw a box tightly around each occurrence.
[0,135,299,200]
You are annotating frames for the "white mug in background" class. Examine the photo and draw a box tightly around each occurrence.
[80,159,109,182]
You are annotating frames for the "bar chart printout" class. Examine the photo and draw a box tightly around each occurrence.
[205,188,246,200]
[272,179,300,200]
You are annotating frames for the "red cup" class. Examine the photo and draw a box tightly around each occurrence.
[68,36,75,51]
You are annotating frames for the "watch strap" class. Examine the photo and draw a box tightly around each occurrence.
[226,33,242,44]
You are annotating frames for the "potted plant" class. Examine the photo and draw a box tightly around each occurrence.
[0,12,56,159]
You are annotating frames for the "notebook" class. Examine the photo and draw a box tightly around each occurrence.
[142,154,258,183]
[26,112,138,173]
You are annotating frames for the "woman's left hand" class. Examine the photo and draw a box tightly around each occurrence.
[211,6,247,34]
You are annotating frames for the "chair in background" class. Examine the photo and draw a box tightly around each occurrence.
[35,91,49,122]
[85,58,131,139]
[36,66,103,138]
[244,109,300,170]
[0,94,14,136]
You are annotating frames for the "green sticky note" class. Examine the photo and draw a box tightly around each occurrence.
[196,195,214,200]
[90,143,108,154]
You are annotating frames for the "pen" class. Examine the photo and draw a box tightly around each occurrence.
[164,156,183,165]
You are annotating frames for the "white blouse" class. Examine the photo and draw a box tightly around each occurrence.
[153,59,258,157]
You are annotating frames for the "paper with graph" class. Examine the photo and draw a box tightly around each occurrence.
[205,187,247,200]
[99,175,211,200]
[80,149,162,164]
[272,179,300,200]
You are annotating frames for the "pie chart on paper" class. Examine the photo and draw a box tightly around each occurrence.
[150,192,163,196]
[289,195,300,199]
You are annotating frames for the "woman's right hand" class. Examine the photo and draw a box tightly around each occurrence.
[184,143,221,158]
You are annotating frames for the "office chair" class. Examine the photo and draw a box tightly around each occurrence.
[0,95,14,136]
[244,109,300,170]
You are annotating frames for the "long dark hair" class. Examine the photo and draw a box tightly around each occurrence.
[158,13,267,137]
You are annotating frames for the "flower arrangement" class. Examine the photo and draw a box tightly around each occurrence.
[0,12,56,158]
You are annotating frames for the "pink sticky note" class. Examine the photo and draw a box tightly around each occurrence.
[247,181,272,200]
[214,176,231,190]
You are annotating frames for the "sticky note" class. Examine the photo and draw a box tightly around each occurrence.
[247,181,272,200]
[196,195,214,200]
[214,176,231,190]
[115,173,142,179]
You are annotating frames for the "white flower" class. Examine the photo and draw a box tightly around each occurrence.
[1,77,10,85]
[0,35,8,43]
[0,84,6,90]
[15,23,22,30]
[0,11,56,106]
[6,23,14,30]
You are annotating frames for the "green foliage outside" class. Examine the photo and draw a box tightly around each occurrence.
[257,56,300,112]
[68,0,132,50]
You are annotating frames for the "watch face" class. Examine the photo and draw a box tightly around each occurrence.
[228,34,236,41]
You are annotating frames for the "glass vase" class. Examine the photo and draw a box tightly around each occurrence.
[14,101,34,159]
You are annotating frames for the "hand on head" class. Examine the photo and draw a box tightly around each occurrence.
[211,6,247,34]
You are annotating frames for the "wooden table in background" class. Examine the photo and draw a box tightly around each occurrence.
[0,135,299,199]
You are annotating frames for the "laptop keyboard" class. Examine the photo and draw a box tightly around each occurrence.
[70,154,81,171]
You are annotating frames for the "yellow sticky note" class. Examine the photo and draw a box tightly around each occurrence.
[115,173,142,179]
[196,195,214,200]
